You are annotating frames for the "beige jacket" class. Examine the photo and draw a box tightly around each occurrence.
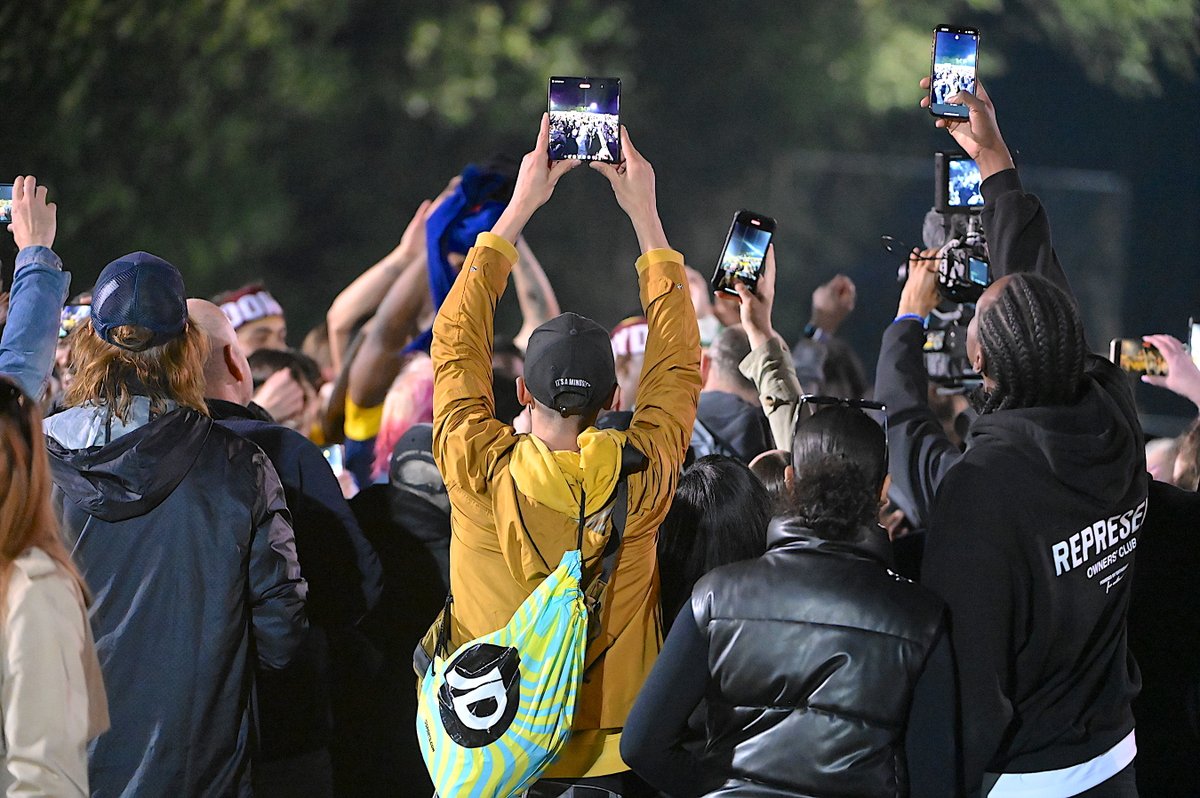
[0,548,108,797]
[739,335,804,452]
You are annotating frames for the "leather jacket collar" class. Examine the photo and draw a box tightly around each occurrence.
[766,515,894,569]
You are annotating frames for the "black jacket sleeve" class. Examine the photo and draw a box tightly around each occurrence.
[620,607,722,797]
[979,169,1072,298]
[249,451,309,669]
[873,319,963,530]
[906,625,963,796]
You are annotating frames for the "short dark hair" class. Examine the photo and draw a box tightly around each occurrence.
[658,455,772,624]
[248,348,322,392]
[977,274,1086,413]
[792,404,887,493]
[708,325,756,393]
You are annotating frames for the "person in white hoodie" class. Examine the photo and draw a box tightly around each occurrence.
[0,375,108,797]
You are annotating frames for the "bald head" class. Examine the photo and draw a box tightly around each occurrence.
[188,298,253,405]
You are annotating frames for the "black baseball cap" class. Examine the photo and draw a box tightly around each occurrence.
[523,312,616,416]
[90,252,188,352]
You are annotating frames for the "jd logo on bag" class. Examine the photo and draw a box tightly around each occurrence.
[438,643,522,747]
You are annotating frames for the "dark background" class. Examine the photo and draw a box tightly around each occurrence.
[1,0,1197,418]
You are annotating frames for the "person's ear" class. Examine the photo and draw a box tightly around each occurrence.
[223,344,245,384]
[879,473,892,503]
[699,351,712,385]
[784,464,795,492]
[515,376,534,408]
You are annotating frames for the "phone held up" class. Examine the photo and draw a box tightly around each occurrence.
[929,25,980,120]
[711,210,777,298]
[547,76,621,164]
[1109,339,1168,377]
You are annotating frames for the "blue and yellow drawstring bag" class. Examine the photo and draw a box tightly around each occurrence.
[416,483,628,798]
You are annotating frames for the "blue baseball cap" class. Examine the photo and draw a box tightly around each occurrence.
[90,252,188,352]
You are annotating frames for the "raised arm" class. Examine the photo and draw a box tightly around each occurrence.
[346,253,430,408]
[326,199,432,374]
[919,77,1070,295]
[591,127,702,529]
[734,245,803,452]
[873,249,963,529]
[432,115,579,489]
[511,237,561,352]
[0,176,70,399]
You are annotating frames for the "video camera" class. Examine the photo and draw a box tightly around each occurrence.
[885,152,993,391]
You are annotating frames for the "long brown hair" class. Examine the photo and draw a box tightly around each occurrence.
[0,379,89,618]
[65,318,210,419]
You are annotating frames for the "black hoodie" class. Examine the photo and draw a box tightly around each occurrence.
[46,406,307,797]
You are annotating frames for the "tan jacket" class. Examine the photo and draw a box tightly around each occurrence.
[0,547,108,797]
[739,335,804,452]
[431,233,701,776]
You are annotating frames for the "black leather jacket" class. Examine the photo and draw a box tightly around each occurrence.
[691,517,945,797]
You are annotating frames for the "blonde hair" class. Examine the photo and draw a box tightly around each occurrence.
[0,379,89,619]
[65,319,210,420]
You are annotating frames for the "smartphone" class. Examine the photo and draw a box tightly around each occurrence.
[59,304,92,338]
[935,152,984,211]
[710,210,777,296]
[967,256,989,287]
[321,444,345,477]
[0,184,12,225]
[1109,338,1168,377]
[547,76,621,163]
[929,25,980,119]
[1189,317,1199,368]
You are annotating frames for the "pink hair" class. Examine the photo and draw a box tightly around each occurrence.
[372,354,435,481]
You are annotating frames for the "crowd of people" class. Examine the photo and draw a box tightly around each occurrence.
[548,111,620,162]
[0,72,1196,798]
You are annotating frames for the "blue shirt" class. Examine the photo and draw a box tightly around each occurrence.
[0,246,70,397]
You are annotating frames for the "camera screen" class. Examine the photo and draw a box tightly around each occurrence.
[968,256,988,286]
[0,184,12,224]
[949,158,984,209]
[712,220,772,293]
[931,31,978,118]
[548,78,620,163]
[1190,319,1200,367]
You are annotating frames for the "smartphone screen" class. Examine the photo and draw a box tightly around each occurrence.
[548,77,621,163]
[929,26,979,119]
[948,157,984,209]
[1109,338,1168,376]
[0,184,12,225]
[59,304,92,338]
[710,211,776,296]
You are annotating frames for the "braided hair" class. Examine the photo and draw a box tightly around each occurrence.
[976,274,1086,413]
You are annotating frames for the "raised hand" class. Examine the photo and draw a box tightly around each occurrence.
[897,248,942,320]
[918,78,1014,180]
[734,244,777,350]
[811,274,857,336]
[7,175,58,250]
[590,126,669,252]
[1141,334,1200,410]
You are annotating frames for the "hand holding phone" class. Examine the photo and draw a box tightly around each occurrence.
[5,176,57,250]
[711,210,777,298]
[1140,333,1200,408]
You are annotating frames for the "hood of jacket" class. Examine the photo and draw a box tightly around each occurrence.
[966,362,1145,505]
[45,405,214,523]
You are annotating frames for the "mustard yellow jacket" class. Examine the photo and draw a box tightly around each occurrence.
[430,232,700,777]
